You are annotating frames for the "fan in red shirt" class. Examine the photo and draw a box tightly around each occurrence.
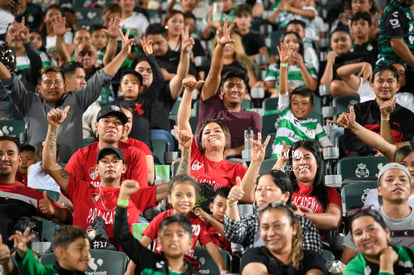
[42,107,168,248]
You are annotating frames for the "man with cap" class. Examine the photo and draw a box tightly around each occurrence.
[341,163,414,263]
[65,105,148,187]
[195,19,261,157]
[42,107,168,249]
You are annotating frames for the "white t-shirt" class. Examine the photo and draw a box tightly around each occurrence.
[120,12,149,39]
[28,162,61,193]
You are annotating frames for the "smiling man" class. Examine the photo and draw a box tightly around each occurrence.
[344,64,414,156]
[196,20,261,157]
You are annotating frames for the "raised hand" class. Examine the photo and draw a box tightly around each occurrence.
[228,177,244,203]
[119,180,140,199]
[358,62,373,83]
[174,125,193,150]
[216,17,235,46]
[326,51,338,64]
[103,17,121,39]
[119,28,135,56]
[277,41,293,64]
[182,76,204,91]
[140,36,153,56]
[329,105,357,130]
[9,228,36,257]
[39,191,55,215]
[292,52,304,68]
[379,97,396,120]
[181,26,195,54]
[16,17,30,44]
[51,15,71,36]
[251,132,270,163]
[47,106,70,126]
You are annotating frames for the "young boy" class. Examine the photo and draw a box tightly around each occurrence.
[90,24,109,65]
[233,4,268,61]
[16,144,36,186]
[11,226,90,274]
[271,43,332,159]
[114,180,201,274]
[195,187,232,254]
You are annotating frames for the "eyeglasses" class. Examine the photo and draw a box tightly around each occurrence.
[223,82,245,89]
[346,205,379,219]
[43,79,63,87]
[136,67,152,74]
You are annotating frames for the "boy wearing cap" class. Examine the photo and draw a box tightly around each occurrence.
[44,107,168,248]
[341,163,414,264]
[65,104,149,188]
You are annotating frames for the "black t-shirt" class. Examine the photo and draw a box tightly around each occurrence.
[238,31,267,56]
[241,247,328,275]
[351,39,379,68]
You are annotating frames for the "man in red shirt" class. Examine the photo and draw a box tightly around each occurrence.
[65,104,149,187]
[43,107,168,248]
[0,136,72,247]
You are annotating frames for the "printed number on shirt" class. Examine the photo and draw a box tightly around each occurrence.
[192,224,200,236]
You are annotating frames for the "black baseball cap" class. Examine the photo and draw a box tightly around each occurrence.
[97,146,125,163]
[96,105,128,124]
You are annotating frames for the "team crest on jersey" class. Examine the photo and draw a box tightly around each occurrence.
[89,166,99,180]
[191,160,203,170]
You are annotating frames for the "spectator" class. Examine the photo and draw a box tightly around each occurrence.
[42,107,167,248]
[163,10,185,52]
[29,29,55,67]
[196,19,261,157]
[178,76,269,202]
[60,61,86,92]
[224,169,322,253]
[265,32,318,96]
[282,140,342,237]
[271,42,332,159]
[118,0,149,39]
[168,0,209,38]
[119,105,154,185]
[233,4,269,61]
[212,31,258,89]
[343,207,414,274]
[139,174,228,272]
[286,19,319,72]
[102,3,122,30]
[349,12,378,68]
[0,136,72,246]
[241,204,328,274]
[11,226,90,274]
[5,18,42,92]
[90,24,108,65]
[114,202,201,274]
[15,144,36,186]
[194,187,232,254]
[344,64,414,156]
[341,163,414,264]
[0,26,134,163]
[65,105,148,187]
[145,23,197,132]
[377,0,414,89]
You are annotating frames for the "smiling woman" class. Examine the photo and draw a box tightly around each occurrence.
[240,204,327,275]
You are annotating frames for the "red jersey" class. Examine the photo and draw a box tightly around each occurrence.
[15,172,28,186]
[206,224,232,254]
[65,176,157,244]
[142,209,213,257]
[65,142,148,188]
[190,140,247,191]
[291,183,342,214]
[126,137,152,156]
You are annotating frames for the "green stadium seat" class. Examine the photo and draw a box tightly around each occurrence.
[338,156,388,181]
[194,247,231,275]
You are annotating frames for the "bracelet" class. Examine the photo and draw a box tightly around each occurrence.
[280,63,288,67]
[117,199,129,207]
[226,200,237,208]
[381,117,390,121]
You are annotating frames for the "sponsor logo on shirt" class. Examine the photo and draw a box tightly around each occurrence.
[191,160,203,170]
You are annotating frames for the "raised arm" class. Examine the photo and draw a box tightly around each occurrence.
[0,61,11,79]
[52,15,71,63]
[42,107,71,193]
[201,18,234,101]
[379,97,397,145]
[331,106,397,161]
[102,17,121,66]
[174,125,193,176]
[295,53,317,92]
[102,28,134,76]
[169,27,194,100]
[277,42,293,111]
[336,62,372,90]
[177,77,202,132]
[319,51,337,85]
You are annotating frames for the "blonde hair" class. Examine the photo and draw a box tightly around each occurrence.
[212,32,256,73]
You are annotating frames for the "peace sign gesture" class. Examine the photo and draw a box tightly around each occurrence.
[216,16,235,46]
[181,26,195,54]
[140,36,153,56]
[120,28,135,56]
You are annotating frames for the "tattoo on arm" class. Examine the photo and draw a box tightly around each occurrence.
[176,149,190,176]
[59,169,70,179]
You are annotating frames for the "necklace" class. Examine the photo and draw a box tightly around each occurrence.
[98,187,117,212]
